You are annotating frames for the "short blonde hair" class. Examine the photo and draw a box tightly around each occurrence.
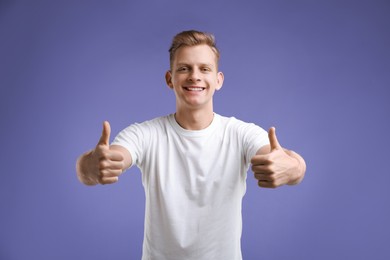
[168,30,220,69]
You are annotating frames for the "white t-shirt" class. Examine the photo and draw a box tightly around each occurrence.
[112,113,269,260]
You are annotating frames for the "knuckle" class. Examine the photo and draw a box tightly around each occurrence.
[99,150,109,159]
[99,160,109,169]
[266,158,274,165]
[103,177,118,184]
[267,181,277,188]
[270,180,280,188]
[267,164,276,174]
[100,177,110,185]
[100,169,109,176]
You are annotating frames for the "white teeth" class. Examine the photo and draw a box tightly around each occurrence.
[186,87,203,91]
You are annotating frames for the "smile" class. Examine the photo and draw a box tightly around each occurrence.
[183,87,206,91]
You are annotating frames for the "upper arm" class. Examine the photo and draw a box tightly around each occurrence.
[255,144,271,156]
[110,144,133,170]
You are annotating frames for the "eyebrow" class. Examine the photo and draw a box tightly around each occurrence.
[175,63,215,68]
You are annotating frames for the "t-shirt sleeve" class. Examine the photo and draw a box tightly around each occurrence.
[241,123,269,166]
[111,123,146,168]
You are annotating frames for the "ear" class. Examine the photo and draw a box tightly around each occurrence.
[165,70,173,89]
[215,71,224,91]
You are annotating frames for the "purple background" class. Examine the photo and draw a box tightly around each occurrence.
[1,1,389,259]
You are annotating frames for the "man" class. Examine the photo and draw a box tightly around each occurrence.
[76,30,306,260]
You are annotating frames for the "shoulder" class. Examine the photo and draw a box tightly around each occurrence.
[113,115,172,143]
[215,113,264,132]
[122,114,172,130]
[216,114,268,147]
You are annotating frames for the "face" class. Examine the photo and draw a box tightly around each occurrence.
[165,44,224,111]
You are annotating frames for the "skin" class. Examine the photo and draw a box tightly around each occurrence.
[165,44,224,130]
[76,44,306,187]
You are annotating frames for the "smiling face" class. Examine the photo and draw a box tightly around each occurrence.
[165,44,224,112]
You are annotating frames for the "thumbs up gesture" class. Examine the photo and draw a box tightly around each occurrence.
[76,121,125,185]
[251,127,304,188]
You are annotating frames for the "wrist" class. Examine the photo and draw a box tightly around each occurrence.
[286,150,306,185]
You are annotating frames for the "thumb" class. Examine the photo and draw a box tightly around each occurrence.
[268,127,282,151]
[98,121,111,146]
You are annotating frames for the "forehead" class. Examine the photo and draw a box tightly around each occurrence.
[172,44,217,67]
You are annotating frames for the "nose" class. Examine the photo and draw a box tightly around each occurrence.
[188,69,201,82]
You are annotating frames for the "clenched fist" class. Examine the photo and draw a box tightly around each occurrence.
[251,127,305,188]
[76,121,125,185]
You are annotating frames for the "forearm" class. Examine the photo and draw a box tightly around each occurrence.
[284,149,306,185]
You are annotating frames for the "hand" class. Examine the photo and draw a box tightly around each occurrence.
[94,121,125,184]
[251,127,301,188]
[77,121,125,185]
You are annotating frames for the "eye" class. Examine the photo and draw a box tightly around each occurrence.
[177,66,189,72]
[201,67,211,72]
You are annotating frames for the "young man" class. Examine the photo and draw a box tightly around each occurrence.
[76,30,306,260]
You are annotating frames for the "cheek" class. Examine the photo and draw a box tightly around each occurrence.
[172,75,185,84]
[169,78,179,88]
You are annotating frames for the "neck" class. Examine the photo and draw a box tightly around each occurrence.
[174,108,214,130]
